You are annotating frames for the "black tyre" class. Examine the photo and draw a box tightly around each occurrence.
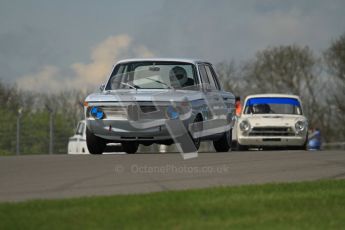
[190,115,202,150]
[301,136,308,150]
[213,128,232,152]
[122,142,139,154]
[86,128,106,154]
[192,133,201,151]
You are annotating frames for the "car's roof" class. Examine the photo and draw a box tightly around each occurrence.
[116,58,208,65]
[245,94,301,100]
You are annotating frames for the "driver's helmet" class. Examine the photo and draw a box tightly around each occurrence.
[253,104,270,114]
[169,66,188,87]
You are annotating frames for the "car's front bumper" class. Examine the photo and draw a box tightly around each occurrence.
[86,116,195,142]
[238,135,307,146]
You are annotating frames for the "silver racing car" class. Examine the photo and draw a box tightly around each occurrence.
[84,58,235,157]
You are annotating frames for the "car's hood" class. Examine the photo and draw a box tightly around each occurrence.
[239,114,307,127]
[86,89,204,103]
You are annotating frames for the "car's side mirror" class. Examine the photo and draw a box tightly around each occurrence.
[99,84,105,91]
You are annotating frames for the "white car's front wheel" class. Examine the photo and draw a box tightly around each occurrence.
[233,141,248,151]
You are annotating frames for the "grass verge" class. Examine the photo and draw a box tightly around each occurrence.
[0,180,345,229]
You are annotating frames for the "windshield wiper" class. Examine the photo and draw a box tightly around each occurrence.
[145,77,171,89]
[120,82,140,89]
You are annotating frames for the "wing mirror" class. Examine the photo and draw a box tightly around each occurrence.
[99,84,105,91]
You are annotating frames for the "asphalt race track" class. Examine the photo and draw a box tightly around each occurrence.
[0,150,344,202]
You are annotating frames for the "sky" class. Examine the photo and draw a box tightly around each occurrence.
[0,0,345,93]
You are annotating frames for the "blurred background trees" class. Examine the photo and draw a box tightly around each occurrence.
[0,33,345,154]
[324,33,345,141]
[0,82,87,155]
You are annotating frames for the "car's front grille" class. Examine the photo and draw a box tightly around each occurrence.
[102,106,127,119]
[101,105,165,120]
[249,127,295,136]
[139,105,159,113]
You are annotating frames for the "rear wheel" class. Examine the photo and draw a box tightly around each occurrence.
[86,128,106,154]
[192,134,201,151]
[213,128,232,152]
[122,142,139,154]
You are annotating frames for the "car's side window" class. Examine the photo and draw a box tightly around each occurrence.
[205,65,218,89]
[198,65,209,85]
[208,65,221,90]
[205,65,220,90]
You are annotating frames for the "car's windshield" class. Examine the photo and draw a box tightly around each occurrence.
[243,97,302,115]
[105,61,198,90]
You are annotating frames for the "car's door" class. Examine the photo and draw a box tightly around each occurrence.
[206,64,234,102]
[209,64,234,115]
[198,64,213,121]
[198,64,231,119]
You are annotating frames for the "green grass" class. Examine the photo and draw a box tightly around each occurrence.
[1,180,345,230]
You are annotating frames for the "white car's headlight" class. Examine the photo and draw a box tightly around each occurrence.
[295,120,306,133]
[239,120,251,132]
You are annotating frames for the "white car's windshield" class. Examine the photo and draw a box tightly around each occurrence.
[106,61,198,90]
[243,97,302,115]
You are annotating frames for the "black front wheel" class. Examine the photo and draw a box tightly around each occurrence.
[190,115,202,150]
[86,128,106,154]
[213,128,232,152]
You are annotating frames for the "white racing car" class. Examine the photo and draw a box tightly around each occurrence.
[234,94,308,150]
[68,120,89,154]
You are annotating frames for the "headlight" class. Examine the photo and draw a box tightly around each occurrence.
[239,120,251,132]
[90,106,105,120]
[295,120,306,133]
[165,105,179,120]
